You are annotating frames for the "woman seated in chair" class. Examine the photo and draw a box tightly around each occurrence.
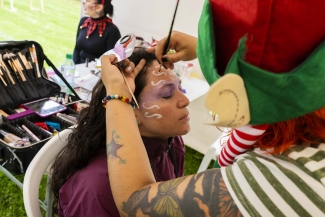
[51,47,190,217]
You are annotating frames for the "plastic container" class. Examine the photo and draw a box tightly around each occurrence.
[60,53,75,94]
[174,61,194,78]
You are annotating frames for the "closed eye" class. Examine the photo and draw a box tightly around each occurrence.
[162,95,172,99]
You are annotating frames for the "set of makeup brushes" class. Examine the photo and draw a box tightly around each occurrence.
[0,44,41,86]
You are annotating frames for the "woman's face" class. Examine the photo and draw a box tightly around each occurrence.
[83,0,99,17]
[135,60,190,139]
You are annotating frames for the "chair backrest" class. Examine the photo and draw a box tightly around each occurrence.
[23,128,72,217]
[197,128,231,173]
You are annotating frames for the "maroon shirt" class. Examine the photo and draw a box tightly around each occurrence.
[58,136,185,217]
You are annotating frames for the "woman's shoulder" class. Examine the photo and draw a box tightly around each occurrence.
[106,22,121,33]
[59,154,110,204]
[64,154,108,188]
[58,153,117,216]
[78,16,90,25]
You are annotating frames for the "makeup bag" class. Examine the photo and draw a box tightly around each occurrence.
[0,40,81,174]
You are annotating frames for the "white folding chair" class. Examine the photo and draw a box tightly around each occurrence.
[23,128,73,217]
[197,128,231,173]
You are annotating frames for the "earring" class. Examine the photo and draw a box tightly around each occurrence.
[136,120,141,125]
[96,10,99,15]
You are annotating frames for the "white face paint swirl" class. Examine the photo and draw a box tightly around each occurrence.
[152,70,167,76]
[152,66,167,76]
[144,112,162,119]
[142,103,160,109]
[151,80,165,86]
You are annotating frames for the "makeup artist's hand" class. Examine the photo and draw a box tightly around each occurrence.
[101,54,146,95]
[147,31,197,69]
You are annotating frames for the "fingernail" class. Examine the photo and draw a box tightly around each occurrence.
[162,57,168,62]
[127,66,132,71]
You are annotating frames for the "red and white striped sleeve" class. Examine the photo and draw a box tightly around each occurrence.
[217,124,269,167]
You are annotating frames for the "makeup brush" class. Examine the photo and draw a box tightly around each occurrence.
[0,69,7,86]
[3,53,25,82]
[0,54,15,84]
[0,66,10,86]
[13,60,26,81]
[159,0,180,72]
[29,44,41,78]
[18,52,31,69]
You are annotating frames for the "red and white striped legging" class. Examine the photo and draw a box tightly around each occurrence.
[218,124,269,167]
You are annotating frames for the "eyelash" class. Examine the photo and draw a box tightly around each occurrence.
[162,85,183,99]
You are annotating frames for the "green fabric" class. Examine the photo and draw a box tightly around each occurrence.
[247,150,325,214]
[197,0,220,85]
[242,155,314,216]
[238,161,286,217]
[197,0,325,125]
[228,38,325,125]
[225,166,261,217]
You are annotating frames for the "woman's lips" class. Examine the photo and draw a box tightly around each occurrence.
[179,114,190,121]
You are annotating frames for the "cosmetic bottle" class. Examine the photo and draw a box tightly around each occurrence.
[0,129,23,147]
[60,53,75,94]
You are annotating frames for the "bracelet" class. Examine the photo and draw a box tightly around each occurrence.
[102,95,136,109]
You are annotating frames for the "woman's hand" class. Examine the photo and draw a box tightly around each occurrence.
[147,31,197,69]
[101,54,146,96]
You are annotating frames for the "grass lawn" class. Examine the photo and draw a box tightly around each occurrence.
[0,0,81,68]
[0,1,215,216]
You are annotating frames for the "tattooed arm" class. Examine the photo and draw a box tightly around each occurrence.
[102,55,242,217]
[119,169,243,217]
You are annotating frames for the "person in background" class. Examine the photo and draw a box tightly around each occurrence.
[51,47,190,217]
[73,0,121,64]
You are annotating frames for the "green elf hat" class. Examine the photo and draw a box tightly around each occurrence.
[197,0,325,127]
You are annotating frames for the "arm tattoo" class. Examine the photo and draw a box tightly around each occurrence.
[215,172,243,217]
[107,130,126,164]
[120,169,242,217]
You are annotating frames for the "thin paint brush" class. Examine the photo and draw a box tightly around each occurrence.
[159,0,180,72]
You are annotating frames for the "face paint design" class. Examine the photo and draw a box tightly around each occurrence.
[142,103,162,119]
[142,103,160,109]
[152,66,167,76]
[151,80,165,86]
[144,112,162,119]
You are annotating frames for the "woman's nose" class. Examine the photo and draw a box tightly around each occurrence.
[177,90,190,108]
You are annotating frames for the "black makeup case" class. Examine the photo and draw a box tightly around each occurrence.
[0,40,82,174]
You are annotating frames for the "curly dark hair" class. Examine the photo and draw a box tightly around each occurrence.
[51,47,157,203]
